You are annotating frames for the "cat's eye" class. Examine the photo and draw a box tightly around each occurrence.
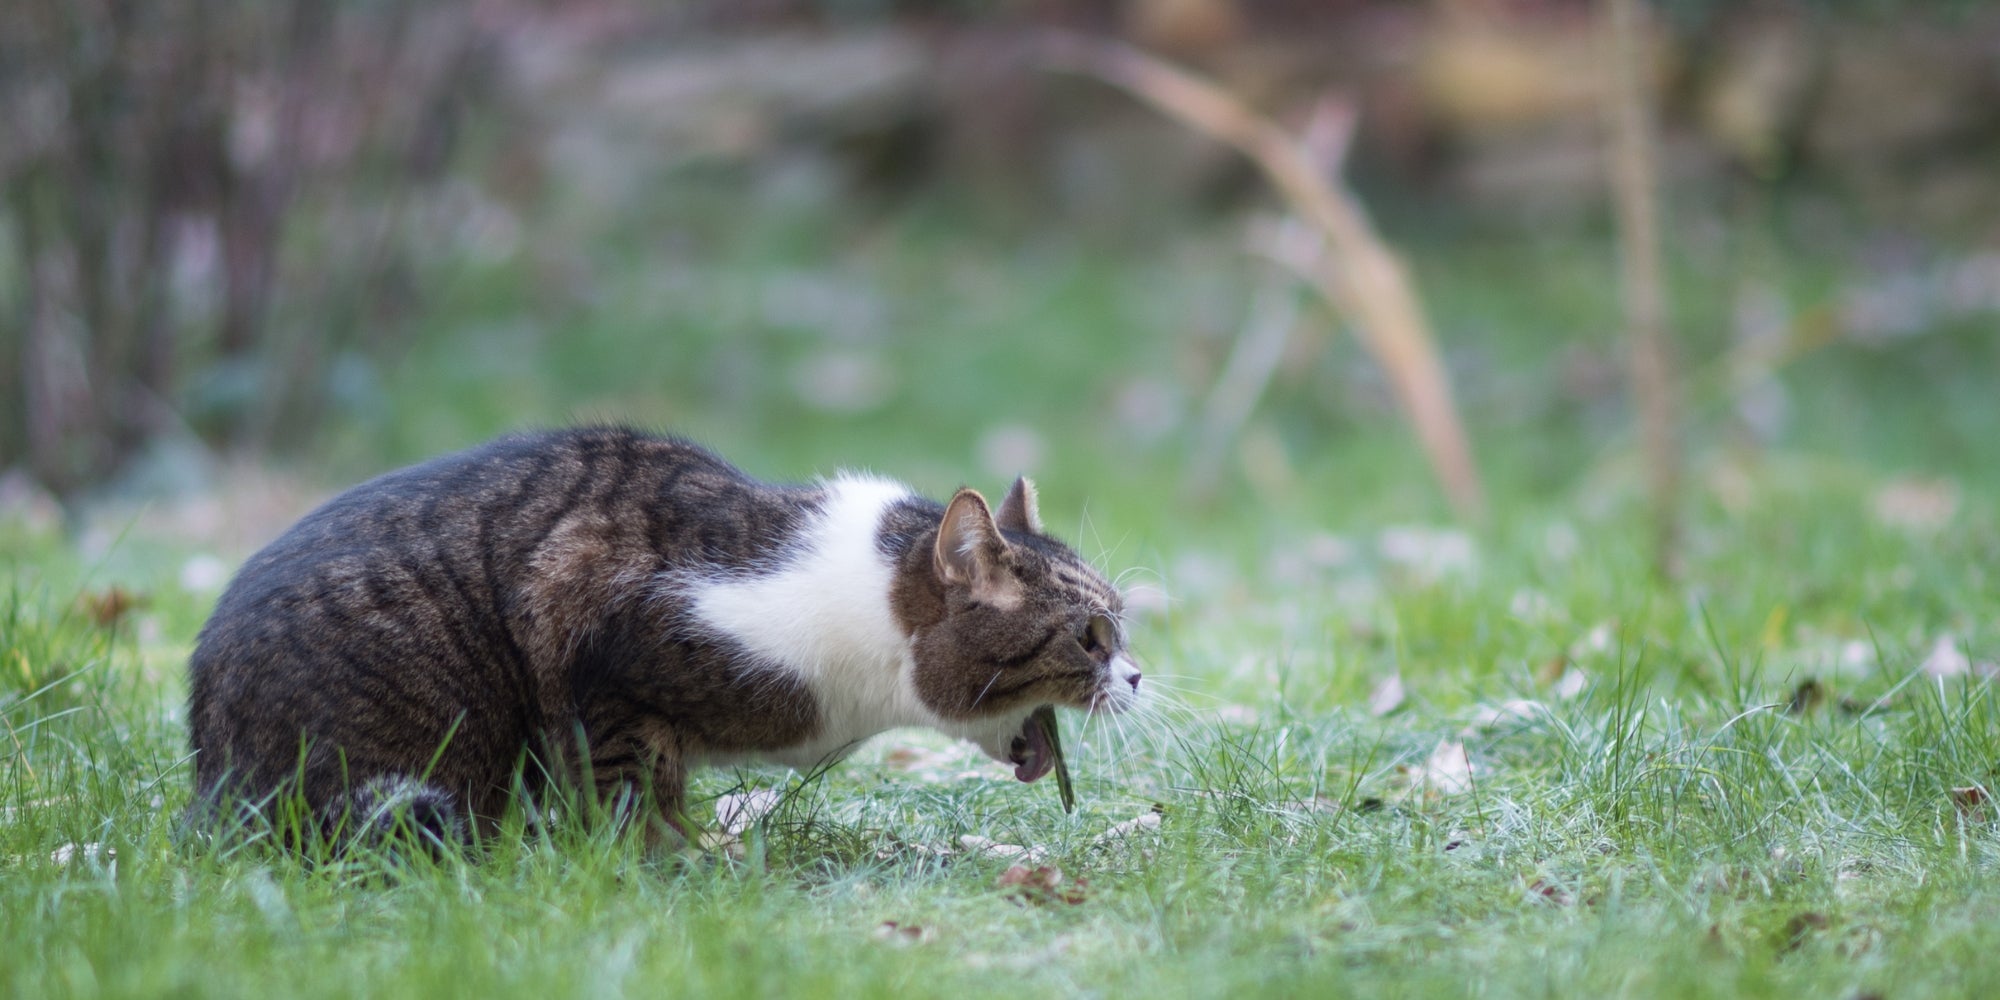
[1078,615,1113,658]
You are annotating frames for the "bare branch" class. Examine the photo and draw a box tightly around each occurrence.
[1043,34,1484,520]
[1603,0,1682,577]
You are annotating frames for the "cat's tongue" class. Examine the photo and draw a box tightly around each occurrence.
[1013,706,1077,813]
[1013,710,1055,783]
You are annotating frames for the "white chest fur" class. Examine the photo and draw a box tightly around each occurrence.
[683,474,944,769]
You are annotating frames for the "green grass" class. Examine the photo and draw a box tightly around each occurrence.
[5,181,2000,997]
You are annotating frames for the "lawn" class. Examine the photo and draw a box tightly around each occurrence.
[5,181,1999,998]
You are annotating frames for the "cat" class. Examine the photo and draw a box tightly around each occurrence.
[185,426,1141,845]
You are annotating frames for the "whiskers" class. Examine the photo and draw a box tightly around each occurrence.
[969,668,1005,710]
[1110,563,1165,593]
[1110,565,1169,624]
[1078,673,1203,765]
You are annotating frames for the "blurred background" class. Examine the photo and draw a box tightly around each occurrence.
[2,0,1996,640]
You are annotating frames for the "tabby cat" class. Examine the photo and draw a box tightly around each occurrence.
[186,427,1140,843]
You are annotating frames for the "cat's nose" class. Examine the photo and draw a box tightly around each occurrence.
[1110,653,1142,698]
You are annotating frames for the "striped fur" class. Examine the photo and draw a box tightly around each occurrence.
[185,427,1140,844]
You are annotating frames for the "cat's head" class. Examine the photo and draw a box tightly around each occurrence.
[893,477,1141,782]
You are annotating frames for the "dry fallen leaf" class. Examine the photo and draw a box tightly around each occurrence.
[1535,653,1588,701]
[1378,526,1478,582]
[78,587,146,629]
[1535,655,1568,688]
[1872,477,1958,532]
[1922,635,1971,678]
[1367,674,1406,717]
[997,864,1088,905]
[1569,622,1616,660]
[874,740,995,784]
[1527,878,1573,906]
[1510,589,1560,623]
[996,864,1056,889]
[1782,911,1830,952]
[873,841,956,864]
[959,835,1047,863]
[1092,812,1162,845]
[1551,667,1588,701]
[692,830,746,858]
[1918,635,1996,679]
[714,789,782,836]
[1407,740,1474,796]
[50,842,115,867]
[880,746,939,771]
[1950,785,1989,821]
[1463,699,1548,733]
[872,921,932,945]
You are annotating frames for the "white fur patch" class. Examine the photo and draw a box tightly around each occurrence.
[1103,653,1144,713]
[685,474,945,768]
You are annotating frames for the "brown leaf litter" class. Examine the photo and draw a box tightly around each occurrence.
[997,864,1088,905]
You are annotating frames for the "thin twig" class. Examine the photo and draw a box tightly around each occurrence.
[1042,34,1484,520]
[1186,219,1314,501]
[1603,0,1682,577]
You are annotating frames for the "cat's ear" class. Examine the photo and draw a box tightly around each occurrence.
[934,488,1019,603]
[995,476,1044,535]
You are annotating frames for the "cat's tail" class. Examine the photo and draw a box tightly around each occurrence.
[329,775,468,852]
[180,772,467,856]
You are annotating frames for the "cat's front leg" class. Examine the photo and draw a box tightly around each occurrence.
[640,734,693,852]
[566,722,687,845]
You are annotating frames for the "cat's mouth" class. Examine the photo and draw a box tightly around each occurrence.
[1006,709,1056,783]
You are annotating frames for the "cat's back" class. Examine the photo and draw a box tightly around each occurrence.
[190,426,835,686]
[186,428,795,794]
[249,428,720,556]
[207,428,753,610]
